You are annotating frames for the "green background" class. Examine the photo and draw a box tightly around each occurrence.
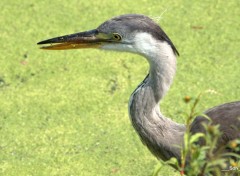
[0,0,239,175]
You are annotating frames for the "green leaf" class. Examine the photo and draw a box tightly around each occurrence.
[189,133,205,144]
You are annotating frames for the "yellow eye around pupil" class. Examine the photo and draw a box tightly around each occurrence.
[113,33,122,40]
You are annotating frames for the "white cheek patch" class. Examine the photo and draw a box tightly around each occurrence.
[133,32,176,64]
[133,33,158,55]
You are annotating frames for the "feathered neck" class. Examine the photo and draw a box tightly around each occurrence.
[129,33,185,162]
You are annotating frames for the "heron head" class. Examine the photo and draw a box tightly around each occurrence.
[37,14,179,56]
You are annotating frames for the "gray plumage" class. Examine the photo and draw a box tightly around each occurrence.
[97,14,179,55]
[37,14,240,174]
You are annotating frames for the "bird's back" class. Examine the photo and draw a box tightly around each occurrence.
[190,101,240,151]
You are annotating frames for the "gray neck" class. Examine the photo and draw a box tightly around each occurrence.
[129,41,185,162]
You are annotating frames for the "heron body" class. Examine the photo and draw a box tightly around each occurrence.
[38,14,240,173]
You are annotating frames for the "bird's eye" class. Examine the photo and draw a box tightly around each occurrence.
[112,33,122,41]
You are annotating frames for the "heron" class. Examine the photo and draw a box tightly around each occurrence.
[37,14,240,174]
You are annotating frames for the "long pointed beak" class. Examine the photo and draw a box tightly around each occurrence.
[37,29,107,50]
